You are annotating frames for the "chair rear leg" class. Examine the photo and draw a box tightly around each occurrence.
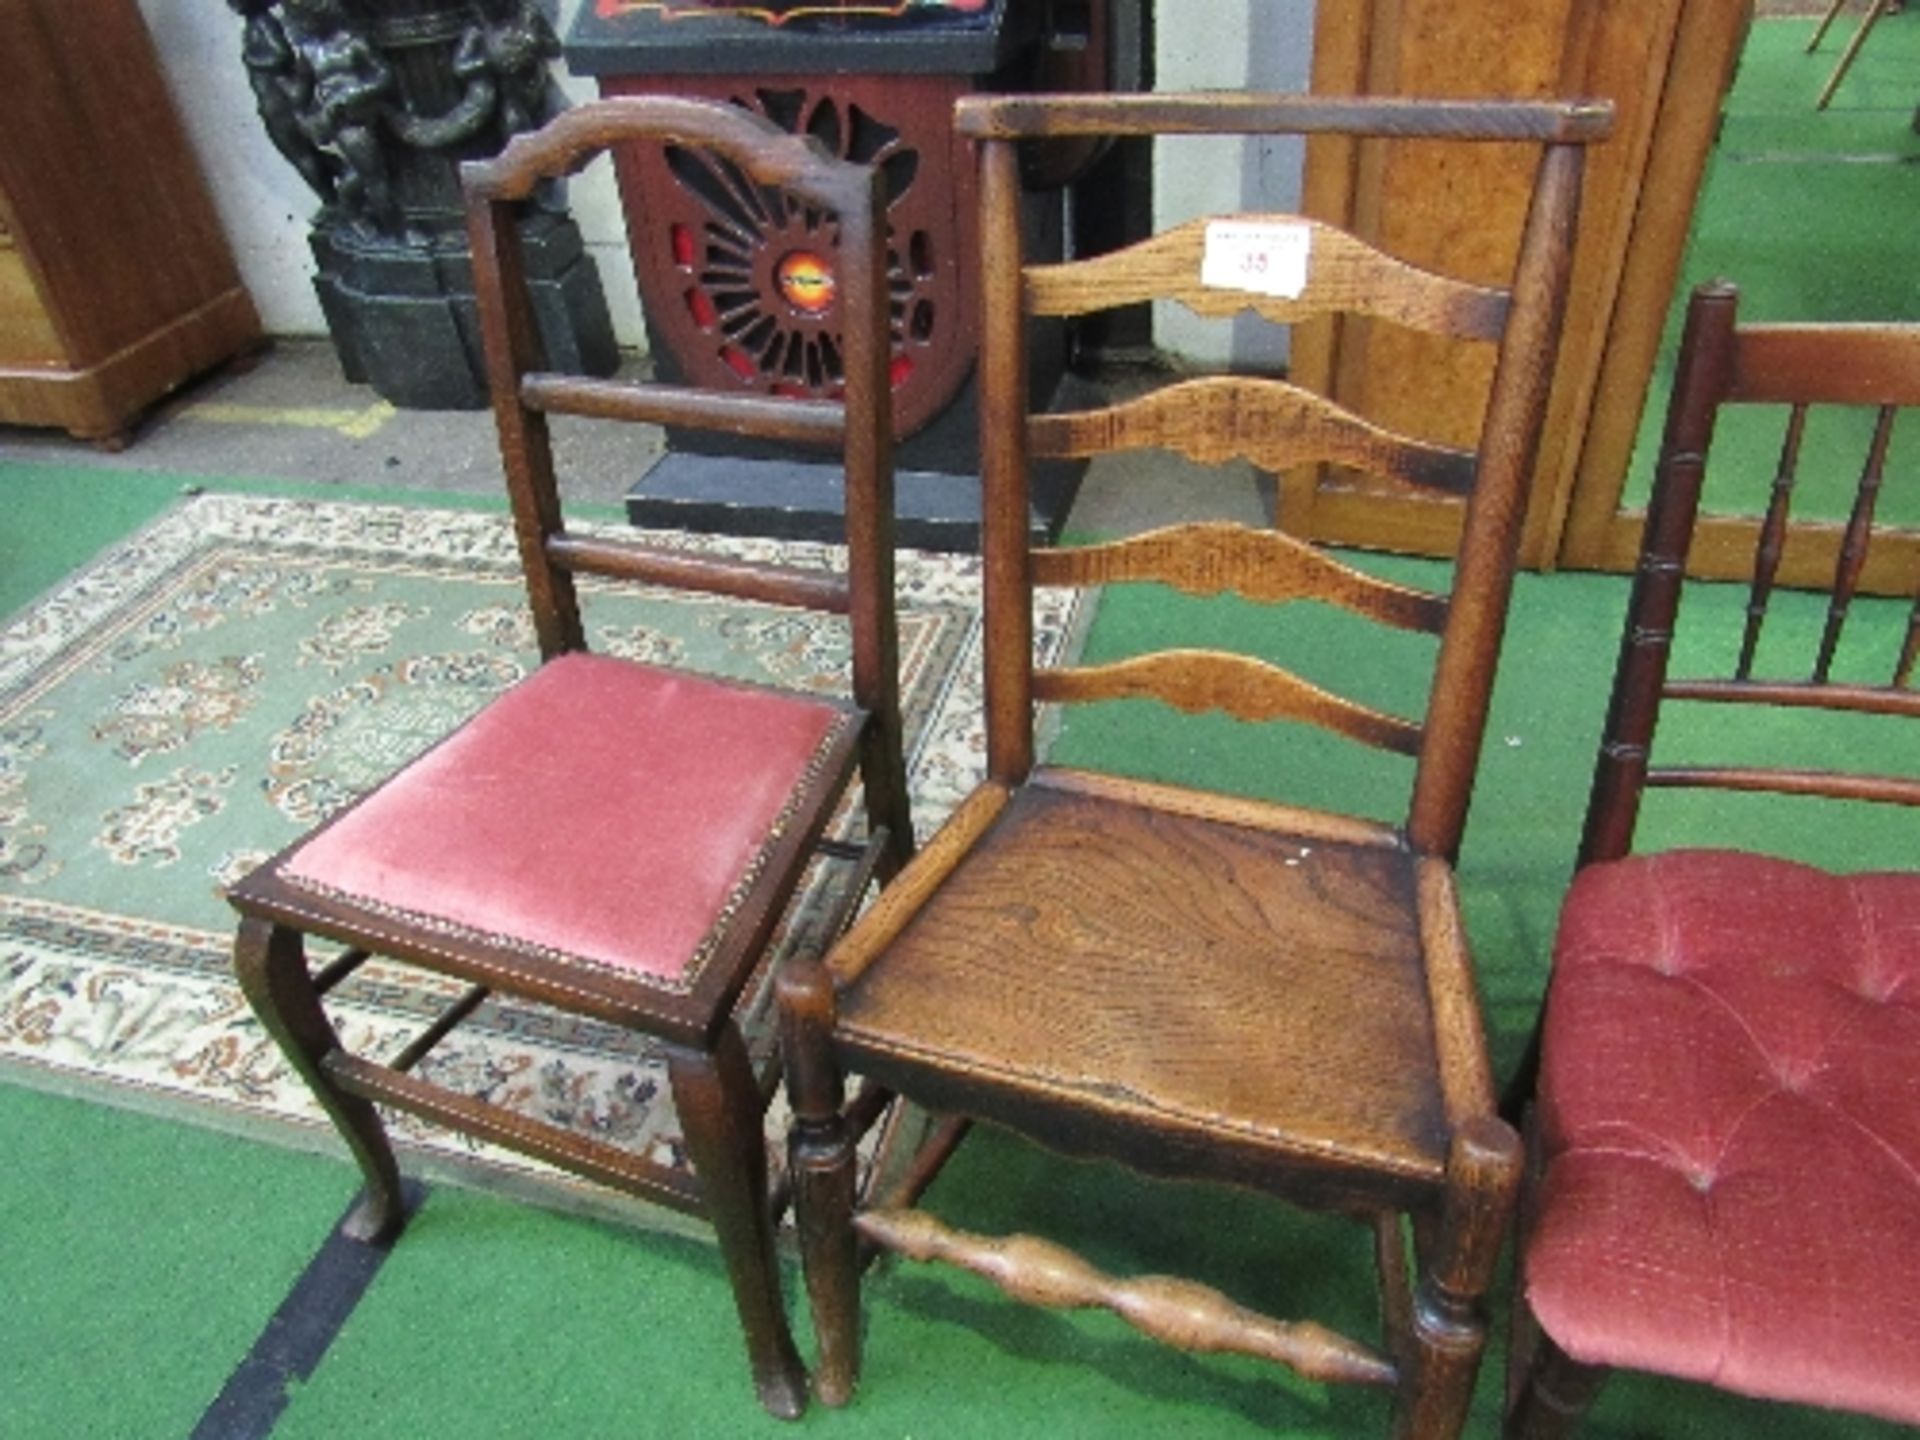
[1504,1325,1610,1439]
[778,958,863,1406]
[1395,1117,1522,1440]
[233,917,406,1244]
[670,1023,808,1421]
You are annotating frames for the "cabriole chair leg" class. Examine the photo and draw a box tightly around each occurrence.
[233,916,406,1245]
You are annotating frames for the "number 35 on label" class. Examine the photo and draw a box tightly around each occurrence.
[1199,220,1312,300]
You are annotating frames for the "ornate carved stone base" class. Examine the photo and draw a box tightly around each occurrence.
[311,212,616,410]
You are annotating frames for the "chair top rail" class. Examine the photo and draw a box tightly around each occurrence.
[955,93,1614,144]
[463,96,869,213]
[1031,522,1449,635]
[1023,216,1509,340]
[1727,323,1920,407]
[1030,377,1478,496]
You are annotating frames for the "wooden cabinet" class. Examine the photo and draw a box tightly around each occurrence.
[1289,0,1752,569]
[0,0,261,446]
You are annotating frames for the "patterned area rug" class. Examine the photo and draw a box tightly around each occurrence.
[0,494,1073,1221]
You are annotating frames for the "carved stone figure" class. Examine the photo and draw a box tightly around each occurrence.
[227,0,563,239]
[221,0,617,409]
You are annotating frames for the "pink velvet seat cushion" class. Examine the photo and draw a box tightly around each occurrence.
[1526,850,1920,1425]
[276,652,854,990]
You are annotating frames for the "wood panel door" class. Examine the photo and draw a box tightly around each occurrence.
[1289,0,1752,569]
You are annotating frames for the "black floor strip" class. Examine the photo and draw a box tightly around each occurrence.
[190,1180,427,1440]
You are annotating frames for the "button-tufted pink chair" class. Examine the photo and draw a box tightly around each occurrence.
[1503,282,1920,1435]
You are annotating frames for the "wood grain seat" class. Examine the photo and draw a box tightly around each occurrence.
[239,653,863,1005]
[1527,851,1920,1426]
[835,775,1449,1202]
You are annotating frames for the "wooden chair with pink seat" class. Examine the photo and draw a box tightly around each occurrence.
[224,97,912,1421]
[1504,280,1920,1435]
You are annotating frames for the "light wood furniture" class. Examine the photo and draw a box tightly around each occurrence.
[1809,0,1897,110]
[226,98,911,1421]
[0,0,260,446]
[1504,281,1920,1435]
[1296,0,1753,576]
[778,93,1608,1437]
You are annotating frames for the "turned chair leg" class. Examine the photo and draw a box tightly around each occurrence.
[234,916,406,1244]
[777,957,864,1407]
[1394,1116,1523,1440]
[669,1023,808,1421]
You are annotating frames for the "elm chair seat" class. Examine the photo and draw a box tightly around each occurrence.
[1527,850,1920,1426]
[835,775,1453,1200]
[269,654,862,990]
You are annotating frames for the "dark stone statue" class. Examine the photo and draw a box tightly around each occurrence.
[226,0,614,406]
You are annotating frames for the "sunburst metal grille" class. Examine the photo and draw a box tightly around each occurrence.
[662,89,935,400]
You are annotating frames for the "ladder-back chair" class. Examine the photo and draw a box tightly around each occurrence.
[1506,282,1920,1435]
[225,97,912,1421]
[778,93,1610,1437]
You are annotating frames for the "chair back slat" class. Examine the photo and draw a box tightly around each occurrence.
[1030,523,1449,634]
[521,373,844,445]
[543,534,853,615]
[1028,377,1477,495]
[1032,651,1424,755]
[1647,766,1920,808]
[1664,678,1920,719]
[1815,404,1897,681]
[1582,282,1920,865]
[1023,217,1510,340]
[1737,403,1807,680]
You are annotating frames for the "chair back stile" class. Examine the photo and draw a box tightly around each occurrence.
[1408,138,1586,861]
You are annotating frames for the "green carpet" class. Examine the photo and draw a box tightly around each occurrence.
[0,1085,359,1438]
[1624,15,1920,525]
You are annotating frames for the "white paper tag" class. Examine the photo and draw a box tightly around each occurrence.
[1199,220,1311,300]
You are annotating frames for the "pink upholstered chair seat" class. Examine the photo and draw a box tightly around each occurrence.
[1526,849,1920,1425]
[274,652,857,990]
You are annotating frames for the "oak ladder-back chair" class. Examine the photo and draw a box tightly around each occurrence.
[225,98,912,1421]
[1505,282,1920,1436]
[777,93,1611,1436]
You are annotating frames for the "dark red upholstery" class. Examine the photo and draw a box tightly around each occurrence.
[1526,849,1920,1425]
[279,653,853,987]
